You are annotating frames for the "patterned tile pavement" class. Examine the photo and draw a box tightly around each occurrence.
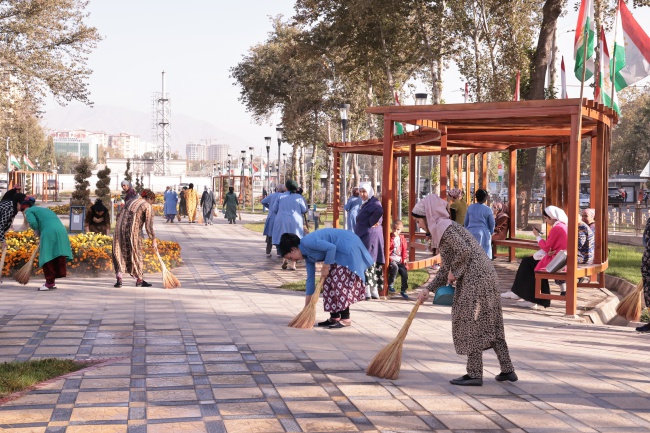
[0,213,648,432]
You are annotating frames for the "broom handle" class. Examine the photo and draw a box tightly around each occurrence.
[155,248,168,272]
[395,299,424,340]
[0,245,6,281]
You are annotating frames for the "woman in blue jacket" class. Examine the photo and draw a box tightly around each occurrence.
[271,180,307,270]
[464,189,495,257]
[354,182,384,299]
[279,229,374,329]
[344,187,362,232]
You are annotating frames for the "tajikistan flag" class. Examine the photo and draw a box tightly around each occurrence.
[598,26,620,115]
[574,0,595,81]
[9,154,21,169]
[613,0,650,90]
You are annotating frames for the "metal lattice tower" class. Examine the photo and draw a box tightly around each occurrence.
[152,71,171,175]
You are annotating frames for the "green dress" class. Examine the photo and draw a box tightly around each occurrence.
[25,206,73,267]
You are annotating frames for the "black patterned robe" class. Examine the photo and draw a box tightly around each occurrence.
[112,198,155,279]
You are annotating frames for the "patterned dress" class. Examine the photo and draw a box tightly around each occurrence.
[322,265,366,313]
[112,198,155,279]
[0,201,14,243]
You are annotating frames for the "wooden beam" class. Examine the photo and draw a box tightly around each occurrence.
[381,117,396,298]
[333,152,340,228]
[508,148,517,261]
[566,113,582,316]
[440,128,448,199]
[409,143,417,262]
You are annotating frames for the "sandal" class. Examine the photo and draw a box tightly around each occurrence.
[329,320,351,329]
[317,318,337,327]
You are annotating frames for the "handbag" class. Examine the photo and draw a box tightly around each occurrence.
[432,284,455,306]
[545,250,568,273]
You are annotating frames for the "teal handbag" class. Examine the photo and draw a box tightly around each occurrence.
[432,285,455,306]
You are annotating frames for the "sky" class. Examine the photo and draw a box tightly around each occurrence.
[44,1,650,157]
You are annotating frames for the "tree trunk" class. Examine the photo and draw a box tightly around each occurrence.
[518,0,564,229]
[310,141,316,204]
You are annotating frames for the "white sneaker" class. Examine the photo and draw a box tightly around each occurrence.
[519,301,539,310]
[500,291,520,300]
[38,284,50,291]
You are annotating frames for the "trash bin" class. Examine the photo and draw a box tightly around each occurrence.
[69,204,86,233]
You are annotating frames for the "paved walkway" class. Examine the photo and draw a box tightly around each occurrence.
[0,213,648,432]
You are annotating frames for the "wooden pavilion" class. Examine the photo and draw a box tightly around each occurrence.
[328,98,617,316]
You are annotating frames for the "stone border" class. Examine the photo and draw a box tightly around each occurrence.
[580,275,640,326]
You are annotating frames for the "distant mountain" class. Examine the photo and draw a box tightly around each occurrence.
[40,104,254,157]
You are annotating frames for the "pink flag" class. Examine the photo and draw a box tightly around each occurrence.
[561,56,568,98]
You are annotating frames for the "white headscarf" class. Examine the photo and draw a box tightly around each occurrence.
[412,194,453,249]
[359,182,374,202]
[544,205,568,225]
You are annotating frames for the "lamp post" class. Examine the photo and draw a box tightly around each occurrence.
[265,137,271,192]
[48,161,51,172]
[340,103,350,229]
[249,147,254,212]
[276,126,283,184]
[414,93,427,199]
[240,150,246,177]
[282,153,287,182]
[35,157,39,171]
[5,138,10,189]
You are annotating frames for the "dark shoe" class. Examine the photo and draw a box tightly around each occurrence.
[495,371,518,382]
[636,323,650,333]
[329,321,350,329]
[371,295,379,299]
[136,280,152,287]
[114,279,122,288]
[365,296,371,301]
[400,292,409,300]
[450,375,483,386]
[388,285,396,293]
[560,291,566,296]
[317,319,337,327]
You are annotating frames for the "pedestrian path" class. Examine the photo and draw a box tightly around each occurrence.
[0,214,648,432]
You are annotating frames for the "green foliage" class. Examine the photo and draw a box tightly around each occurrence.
[280,268,429,293]
[135,176,142,194]
[95,166,112,198]
[0,359,90,397]
[25,176,32,195]
[611,89,650,175]
[71,157,93,207]
[124,159,132,183]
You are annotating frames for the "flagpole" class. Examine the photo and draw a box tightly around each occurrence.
[610,1,620,106]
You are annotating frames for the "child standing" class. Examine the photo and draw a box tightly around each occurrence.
[388,220,409,299]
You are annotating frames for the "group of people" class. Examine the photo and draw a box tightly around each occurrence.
[161,183,209,224]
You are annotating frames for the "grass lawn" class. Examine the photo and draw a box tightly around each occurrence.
[280,268,430,292]
[0,359,91,398]
[243,222,265,233]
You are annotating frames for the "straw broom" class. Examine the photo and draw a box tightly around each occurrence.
[366,299,424,380]
[616,280,644,322]
[14,242,39,285]
[155,250,181,289]
[237,206,242,221]
[0,245,6,283]
[288,278,325,328]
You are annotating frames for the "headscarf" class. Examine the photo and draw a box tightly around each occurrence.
[359,182,374,201]
[204,186,208,191]
[583,208,596,220]
[447,188,462,199]
[19,196,36,212]
[411,194,453,249]
[286,179,299,193]
[1,185,21,202]
[12,193,26,217]
[276,184,287,193]
[544,205,568,225]
[121,180,131,187]
[493,202,504,213]
[91,199,108,213]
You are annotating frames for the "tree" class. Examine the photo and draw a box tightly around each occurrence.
[134,175,143,194]
[95,166,112,198]
[124,159,132,183]
[71,157,93,207]
[0,0,101,108]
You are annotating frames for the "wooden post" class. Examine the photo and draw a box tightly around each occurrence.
[409,143,417,262]
[333,152,341,228]
[440,127,448,199]
[381,117,396,298]
[466,154,472,204]
[392,156,399,222]
[508,148,517,261]
[566,113,582,316]
[481,153,488,190]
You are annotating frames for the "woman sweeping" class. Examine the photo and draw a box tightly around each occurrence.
[413,194,517,386]
[278,229,373,328]
[0,192,27,252]
[223,187,239,224]
[22,197,73,291]
[112,189,158,288]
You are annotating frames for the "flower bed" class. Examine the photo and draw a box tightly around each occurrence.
[3,230,182,276]
[49,204,71,215]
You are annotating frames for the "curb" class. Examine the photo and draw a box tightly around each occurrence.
[580,275,639,326]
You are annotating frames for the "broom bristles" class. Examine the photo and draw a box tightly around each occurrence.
[366,299,423,380]
[288,278,325,329]
[156,250,181,289]
[14,243,39,285]
[616,281,644,322]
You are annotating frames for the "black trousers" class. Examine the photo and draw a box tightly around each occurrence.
[388,260,408,290]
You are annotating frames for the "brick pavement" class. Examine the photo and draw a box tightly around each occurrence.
[0,213,648,432]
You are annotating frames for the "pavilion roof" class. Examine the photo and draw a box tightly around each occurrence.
[327,98,618,156]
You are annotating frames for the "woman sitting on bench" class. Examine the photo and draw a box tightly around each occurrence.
[501,206,568,309]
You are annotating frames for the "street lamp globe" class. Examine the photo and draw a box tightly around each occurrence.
[415,93,428,105]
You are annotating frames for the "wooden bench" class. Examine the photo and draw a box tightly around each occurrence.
[493,238,539,261]
[534,261,609,302]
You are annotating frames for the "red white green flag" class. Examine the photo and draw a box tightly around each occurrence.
[561,56,568,99]
[574,0,595,81]
[613,0,650,90]
[23,155,34,170]
[598,26,620,114]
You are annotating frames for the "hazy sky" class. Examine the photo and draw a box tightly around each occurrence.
[45,1,650,156]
